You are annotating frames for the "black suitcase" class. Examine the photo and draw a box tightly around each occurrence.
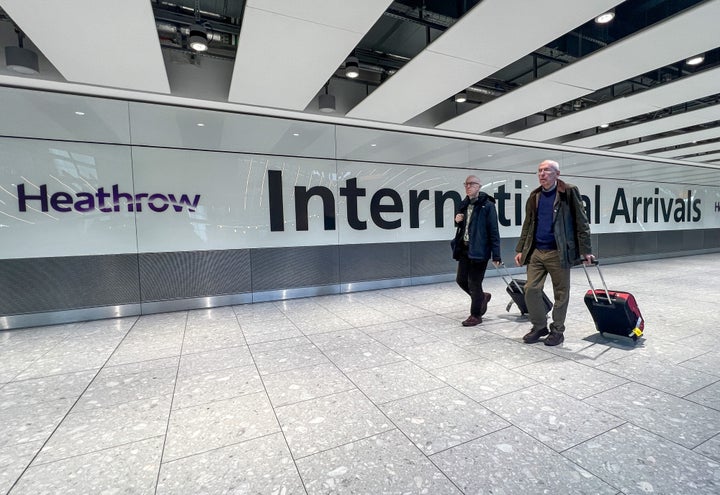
[582,261,645,343]
[496,263,553,316]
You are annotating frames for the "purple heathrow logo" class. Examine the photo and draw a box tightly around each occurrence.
[17,184,201,213]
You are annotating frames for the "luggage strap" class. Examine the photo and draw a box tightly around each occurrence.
[494,262,524,294]
[581,260,611,303]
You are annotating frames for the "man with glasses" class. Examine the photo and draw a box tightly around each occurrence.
[514,160,594,346]
[452,175,502,327]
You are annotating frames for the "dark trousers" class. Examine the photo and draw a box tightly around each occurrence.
[456,249,489,317]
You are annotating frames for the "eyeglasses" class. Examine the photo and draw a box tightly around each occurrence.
[463,182,479,187]
[537,168,556,175]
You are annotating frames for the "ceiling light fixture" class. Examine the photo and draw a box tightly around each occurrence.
[188,24,209,52]
[454,91,468,103]
[319,84,335,113]
[685,54,704,66]
[344,56,360,79]
[5,30,39,75]
[599,123,610,128]
[595,9,615,24]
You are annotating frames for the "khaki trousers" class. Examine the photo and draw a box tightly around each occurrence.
[525,249,571,333]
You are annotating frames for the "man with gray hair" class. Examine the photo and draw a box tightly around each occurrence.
[514,160,594,346]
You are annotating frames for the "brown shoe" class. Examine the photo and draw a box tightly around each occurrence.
[462,315,482,327]
[480,292,492,316]
[544,331,565,346]
[522,327,549,343]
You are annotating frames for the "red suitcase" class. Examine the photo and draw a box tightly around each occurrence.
[582,262,645,343]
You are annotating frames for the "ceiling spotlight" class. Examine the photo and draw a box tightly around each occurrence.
[318,93,336,113]
[454,91,468,103]
[595,9,615,24]
[344,56,360,79]
[599,123,610,128]
[188,24,209,52]
[5,30,39,75]
[686,54,704,66]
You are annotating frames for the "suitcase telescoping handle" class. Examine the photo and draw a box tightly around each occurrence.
[581,260,612,303]
[495,262,524,294]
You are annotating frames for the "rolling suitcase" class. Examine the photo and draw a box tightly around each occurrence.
[496,263,553,316]
[582,261,645,343]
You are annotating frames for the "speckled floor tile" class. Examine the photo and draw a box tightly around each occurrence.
[252,342,330,375]
[686,381,720,410]
[262,362,355,407]
[364,325,438,351]
[0,370,96,410]
[380,386,509,454]
[172,364,263,409]
[434,358,536,402]
[297,429,460,494]
[597,353,718,397]
[694,434,720,462]
[0,398,74,450]
[584,382,720,449]
[157,432,304,494]
[164,391,278,461]
[35,395,171,464]
[12,437,163,495]
[75,366,177,411]
[678,350,720,377]
[399,340,480,369]
[177,345,252,375]
[541,333,635,367]
[307,328,378,351]
[0,441,42,494]
[431,426,617,494]
[14,340,121,380]
[515,356,628,399]
[483,384,625,451]
[276,389,393,458]
[348,360,446,404]
[465,338,556,369]
[323,341,405,373]
[565,423,720,495]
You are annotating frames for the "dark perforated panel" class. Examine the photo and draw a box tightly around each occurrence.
[339,243,411,282]
[250,245,339,291]
[139,250,251,301]
[410,240,456,276]
[0,255,140,316]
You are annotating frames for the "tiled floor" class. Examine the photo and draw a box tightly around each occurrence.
[1,253,720,494]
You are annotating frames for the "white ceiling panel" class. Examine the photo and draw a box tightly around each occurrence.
[347,0,622,123]
[438,79,590,133]
[549,0,720,90]
[437,0,720,135]
[347,52,495,123]
[0,0,169,93]
[564,105,720,148]
[684,151,720,163]
[651,141,720,158]
[510,67,720,141]
[228,0,392,110]
[613,127,720,153]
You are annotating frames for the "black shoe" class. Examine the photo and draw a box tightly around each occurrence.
[544,331,564,346]
[480,292,492,316]
[462,315,482,327]
[522,327,549,344]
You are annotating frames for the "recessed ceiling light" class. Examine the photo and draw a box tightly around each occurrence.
[74,111,85,116]
[196,123,205,127]
[595,10,615,24]
[370,143,377,147]
[454,92,467,103]
[292,133,299,136]
[600,123,610,128]
[344,56,360,79]
[686,54,704,66]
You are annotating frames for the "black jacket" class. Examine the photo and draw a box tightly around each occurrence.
[515,179,592,268]
[452,192,502,262]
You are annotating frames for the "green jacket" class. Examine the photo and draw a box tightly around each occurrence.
[515,179,592,268]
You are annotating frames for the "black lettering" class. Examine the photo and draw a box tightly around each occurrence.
[632,196,642,223]
[693,199,702,221]
[75,192,95,212]
[148,194,168,212]
[268,170,285,232]
[339,178,367,230]
[96,187,112,212]
[660,197,673,222]
[50,192,73,212]
[113,184,134,212]
[134,193,148,212]
[295,185,335,231]
[409,189,429,228]
[673,198,685,222]
[494,185,511,227]
[610,188,630,223]
[435,190,461,228]
[370,188,402,229]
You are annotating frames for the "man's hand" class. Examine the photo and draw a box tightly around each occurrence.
[514,252,522,266]
[583,254,595,265]
[454,213,464,223]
